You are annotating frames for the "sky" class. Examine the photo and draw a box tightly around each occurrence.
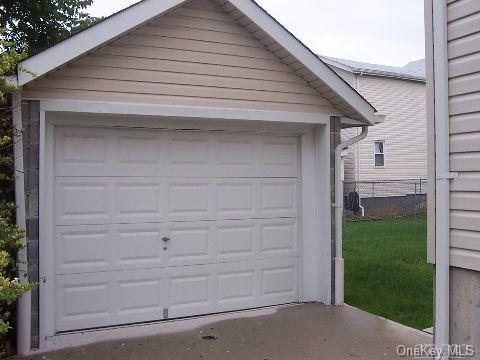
[86,0,425,67]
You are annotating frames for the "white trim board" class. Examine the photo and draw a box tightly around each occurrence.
[38,100,331,125]
[17,0,376,125]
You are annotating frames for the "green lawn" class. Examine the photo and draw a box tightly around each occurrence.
[344,216,433,330]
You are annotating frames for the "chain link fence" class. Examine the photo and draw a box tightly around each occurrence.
[342,179,427,240]
[343,179,427,219]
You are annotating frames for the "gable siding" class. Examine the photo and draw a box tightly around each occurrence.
[22,0,337,115]
[447,0,480,270]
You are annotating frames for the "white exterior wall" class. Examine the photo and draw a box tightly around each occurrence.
[339,73,427,181]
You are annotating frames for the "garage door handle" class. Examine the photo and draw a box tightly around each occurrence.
[162,237,170,250]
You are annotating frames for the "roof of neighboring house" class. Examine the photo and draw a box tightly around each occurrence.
[15,0,379,125]
[320,56,426,82]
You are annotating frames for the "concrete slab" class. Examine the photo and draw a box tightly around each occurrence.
[15,303,432,360]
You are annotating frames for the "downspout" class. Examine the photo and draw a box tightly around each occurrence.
[432,0,452,356]
[355,72,363,184]
[334,125,369,305]
[13,91,31,355]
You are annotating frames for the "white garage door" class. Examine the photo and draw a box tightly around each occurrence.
[53,125,299,332]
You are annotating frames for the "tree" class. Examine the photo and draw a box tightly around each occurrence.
[0,41,32,357]
[0,0,95,54]
[0,1,98,355]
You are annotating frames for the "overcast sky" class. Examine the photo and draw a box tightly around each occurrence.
[87,0,425,67]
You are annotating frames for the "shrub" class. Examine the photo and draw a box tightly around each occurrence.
[0,42,34,358]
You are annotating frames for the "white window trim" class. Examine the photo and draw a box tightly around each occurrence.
[373,140,386,168]
[37,102,332,349]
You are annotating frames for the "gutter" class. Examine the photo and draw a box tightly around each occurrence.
[12,91,31,355]
[333,125,369,305]
[320,57,426,83]
[432,1,453,357]
[349,69,426,83]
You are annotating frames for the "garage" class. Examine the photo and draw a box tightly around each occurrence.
[12,0,379,351]
[53,124,299,332]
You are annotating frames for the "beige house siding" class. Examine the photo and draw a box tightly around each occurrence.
[447,0,480,270]
[22,0,338,115]
[338,73,427,181]
[356,76,427,180]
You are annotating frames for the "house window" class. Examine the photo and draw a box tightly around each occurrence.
[374,140,385,167]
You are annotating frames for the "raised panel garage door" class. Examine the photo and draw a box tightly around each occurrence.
[53,125,299,332]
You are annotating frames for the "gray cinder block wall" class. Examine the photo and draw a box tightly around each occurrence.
[21,100,40,348]
[450,267,480,352]
[330,117,341,304]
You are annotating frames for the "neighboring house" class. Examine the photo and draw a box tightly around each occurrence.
[321,56,427,182]
[9,0,381,353]
[426,0,480,355]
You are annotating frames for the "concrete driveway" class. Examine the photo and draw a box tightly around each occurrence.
[17,303,432,360]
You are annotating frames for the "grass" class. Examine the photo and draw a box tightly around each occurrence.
[343,216,433,330]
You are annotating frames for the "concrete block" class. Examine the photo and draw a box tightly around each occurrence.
[26,217,39,241]
[27,264,39,283]
[450,266,480,350]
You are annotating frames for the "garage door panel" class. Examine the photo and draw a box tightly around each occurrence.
[116,133,161,166]
[53,125,300,333]
[55,269,166,332]
[167,225,211,262]
[55,178,297,226]
[55,224,165,275]
[260,218,298,255]
[55,218,298,275]
[166,257,299,319]
[216,182,254,214]
[56,257,298,332]
[55,127,110,168]
[55,182,112,225]
[116,182,163,220]
[55,225,111,274]
[260,181,297,216]
[168,182,212,218]
[217,223,255,258]
[168,132,211,166]
[55,127,298,178]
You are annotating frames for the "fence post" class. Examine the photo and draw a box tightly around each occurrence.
[414,181,418,236]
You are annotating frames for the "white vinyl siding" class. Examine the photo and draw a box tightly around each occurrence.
[22,0,337,115]
[341,75,427,181]
[446,0,480,271]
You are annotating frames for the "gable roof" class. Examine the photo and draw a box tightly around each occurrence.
[320,56,426,82]
[16,0,378,125]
